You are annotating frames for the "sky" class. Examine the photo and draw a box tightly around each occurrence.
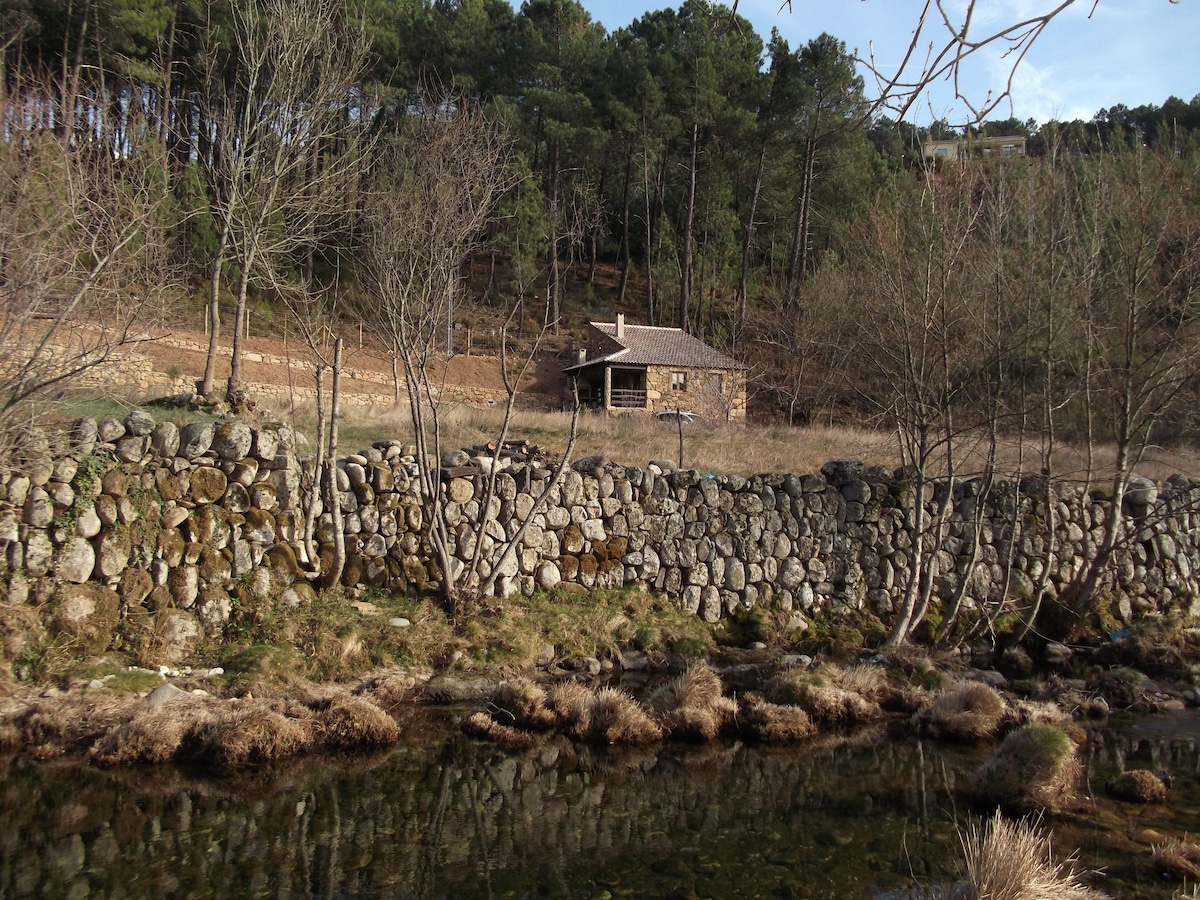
[577,0,1200,127]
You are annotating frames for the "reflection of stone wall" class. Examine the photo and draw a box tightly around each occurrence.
[4,411,1200,661]
[0,726,994,900]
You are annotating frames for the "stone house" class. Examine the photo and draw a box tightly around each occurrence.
[564,314,746,419]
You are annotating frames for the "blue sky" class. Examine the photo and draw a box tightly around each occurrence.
[577,0,1200,126]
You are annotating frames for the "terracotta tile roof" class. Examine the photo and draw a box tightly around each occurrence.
[567,322,743,371]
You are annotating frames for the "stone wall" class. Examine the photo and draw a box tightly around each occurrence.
[3,410,1198,664]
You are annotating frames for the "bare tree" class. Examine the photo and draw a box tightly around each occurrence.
[196,0,371,405]
[853,165,992,645]
[0,75,177,464]
[770,1,1181,124]
[1059,149,1200,624]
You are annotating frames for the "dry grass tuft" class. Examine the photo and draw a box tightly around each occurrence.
[1004,699,1076,733]
[645,664,724,713]
[490,677,557,730]
[15,691,144,758]
[546,681,595,736]
[461,711,542,746]
[91,698,215,766]
[647,665,737,740]
[588,687,664,744]
[1154,838,1200,881]
[312,694,400,749]
[970,723,1081,813]
[916,682,1007,740]
[1107,769,1168,803]
[741,696,817,743]
[186,700,315,766]
[765,669,881,727]
[466,681,662,745]
[834,664,887,696]
[942,812,1106,900]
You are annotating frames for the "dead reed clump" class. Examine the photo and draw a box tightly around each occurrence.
[1106,769,1169,803]
[740,696,817,743]
[312,694,400,750]
[1154,838,1200,881]
[941,811,1106,900]
[460,711,541,747]
[970,723,1082,814]
[835,663,933,715]
[16,691,144,759]
[91,698,216,766]
[490,678,557,730]
[546,680,596,737]
[764,669,880,728]
[588,688,664,744]
[185,700,315,766]
[646,665,738,741]
[915,682,1007,740]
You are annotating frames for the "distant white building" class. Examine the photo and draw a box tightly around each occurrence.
[923,134,1027,162]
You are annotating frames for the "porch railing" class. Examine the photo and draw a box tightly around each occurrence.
[610,389,647,408]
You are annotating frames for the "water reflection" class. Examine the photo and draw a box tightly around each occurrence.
[2,711,1199,899]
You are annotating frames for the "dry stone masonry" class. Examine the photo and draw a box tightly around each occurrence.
[2,410,1199,663]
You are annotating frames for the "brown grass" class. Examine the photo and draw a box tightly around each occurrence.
[312,694,400,749]
[943,812,1105,900]
[764,669,881,727]
[588,687,664,744]
[741,696,818,743]
[460,711,541,746]
[546,681,596,736]
[12,691,144,759]
[186,700,315,765]
[1155,839,1200,881]
[353,667,429,716]
[490,677,558,730]
[646,665,738,740]
[970,724,1081,814]
[1107,769,1168,803]
[916,682,1007,740]
[467,681,663,745]
[91,697,216,766]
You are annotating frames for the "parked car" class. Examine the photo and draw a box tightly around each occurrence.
[656,410,702,425]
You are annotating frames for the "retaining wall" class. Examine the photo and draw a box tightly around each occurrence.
[2,410,1198,663]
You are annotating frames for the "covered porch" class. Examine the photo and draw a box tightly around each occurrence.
[574,364,648,411]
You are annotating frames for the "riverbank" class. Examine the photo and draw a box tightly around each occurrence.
[4,610,1197,767]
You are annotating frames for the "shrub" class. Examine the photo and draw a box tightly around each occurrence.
[1106,769,1168,803]
[970,723,1081,813]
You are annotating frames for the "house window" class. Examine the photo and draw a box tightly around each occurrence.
[671,371,687,391]
[708,373,724,394]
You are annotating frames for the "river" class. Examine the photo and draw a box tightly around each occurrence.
[2,708,1198,898]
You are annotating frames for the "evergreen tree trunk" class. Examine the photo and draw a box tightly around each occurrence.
[736,144,767,351]
[679,121,698,333]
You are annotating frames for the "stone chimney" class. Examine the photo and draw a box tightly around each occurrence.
[616,313,625,339]
[576,347,586,365]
